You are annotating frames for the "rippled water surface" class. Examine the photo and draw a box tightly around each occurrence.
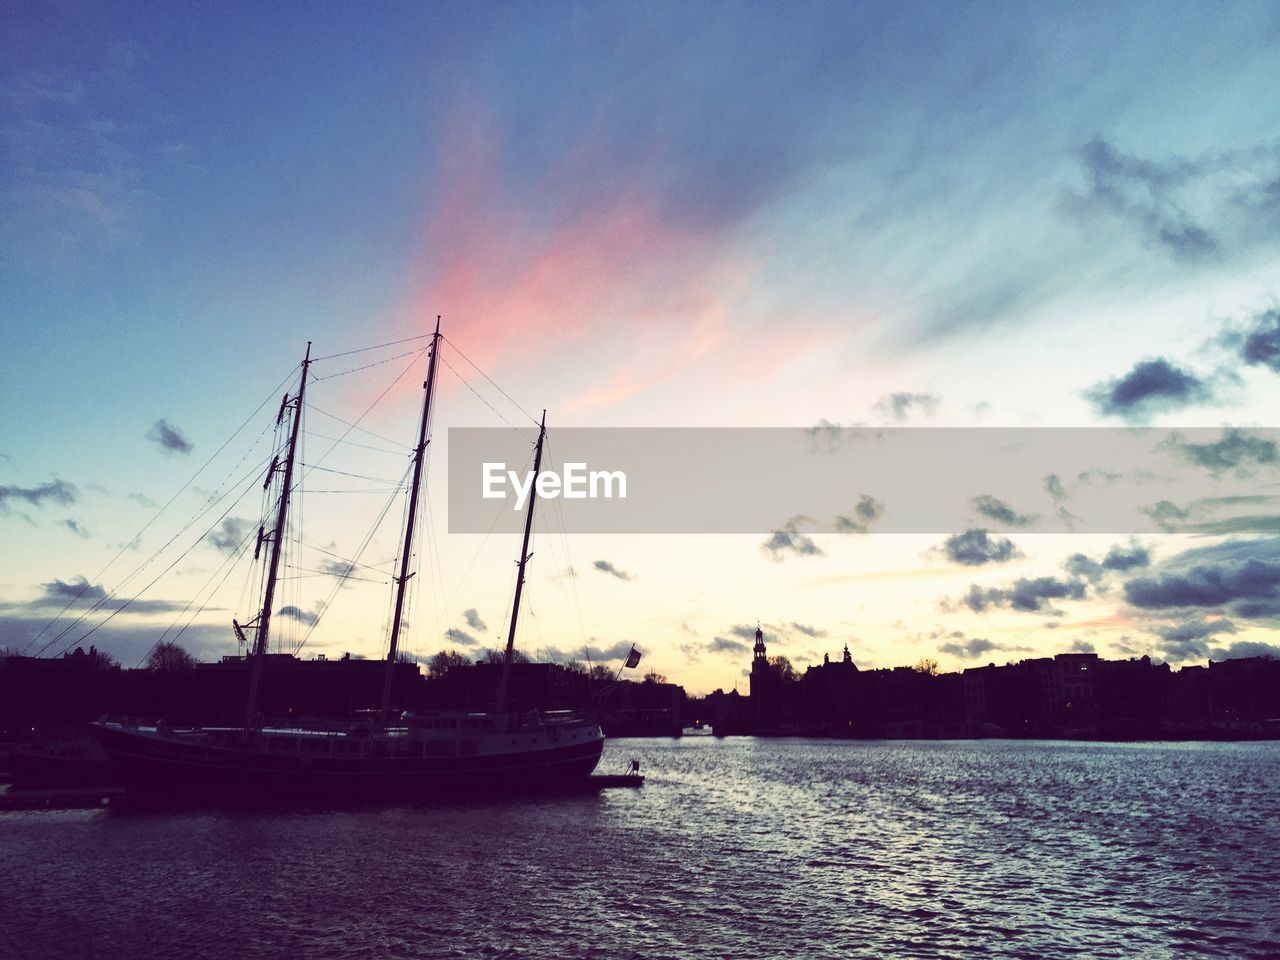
[3,738,1280,959]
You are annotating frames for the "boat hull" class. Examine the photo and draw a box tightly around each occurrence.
[94,724,604,800]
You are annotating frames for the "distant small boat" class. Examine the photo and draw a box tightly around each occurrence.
[95,322,604,799]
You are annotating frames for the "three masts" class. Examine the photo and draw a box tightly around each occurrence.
[94,322,606,797]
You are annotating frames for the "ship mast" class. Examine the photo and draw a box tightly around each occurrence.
[380,317,442,724]
[243,341,311,730]
[495,410,546,715]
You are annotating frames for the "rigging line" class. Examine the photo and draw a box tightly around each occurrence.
[438,354,527,433]
[284,569,388,584]
[300,353,424,529]
[32,453,273,658]
[140,515,258,667]
[167,534,253,655]
[303,464,402,484]
[418,444,536,648]
[20,367,296,655]
[440,335,541,426]
[34,414,277,657]
[302,430,406,456]
[310,333,435,363]
[300,540,396,574]
[305,487,405,494]
[306,405,412,451]
[290,564,389,584]
[542,438,589,650]
[309,346,430,382]
[53,471,265,658]
[294,460,413,654]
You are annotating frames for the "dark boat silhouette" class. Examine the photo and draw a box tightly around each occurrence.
[94,323,604,799]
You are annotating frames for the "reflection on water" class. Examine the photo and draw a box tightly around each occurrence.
[3,739,1279,959]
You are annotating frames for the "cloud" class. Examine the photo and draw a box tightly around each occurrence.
[874,392,939,423]
[1124,538,1280,618]
[146,419,193,455]
[962,576,1088,614]
[1241,308,1280,372]
[709,636,749,655]
[761,518,823,561]
[593,559,634,581]
[1065,542,1151,582]
[970,495,1035,528]
[1086,358,1211,420]
[462,608,487,632]
[0,479,77,511]
[206,517,252,554]
[788,622,827,638]
[317,558,362,581]
[939,635,1000,660]
[1171,428,1278,476]
[1062,135,1219,263]
[0,576,192,620]
[41,576,107,603]
[1044,473,1078,529]
[544,640,635,663]
[1145,499,1190,532]
[1155,618,1237,645]
[1067,639,1096,653]
[127,492,157,508]
[1209,640,1280,660]
[940,529,1019,567]
[277,605,317,626]
[1101,543,1152,572]
[835,494,884,533]
[444,627,479,647]
[61,518,90,539]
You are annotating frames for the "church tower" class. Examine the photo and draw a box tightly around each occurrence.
[749,624,773,728]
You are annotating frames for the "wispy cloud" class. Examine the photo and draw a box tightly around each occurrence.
[761,518,823,561]
[593,559,634,581]
[0,478,76,511]
[939,529,1019,567]
[1086,358,1212,421]
[146,418,193,455]
[874,391,939,423]
[206,517,252,554]
[1060,135,1280,264]
[835,494,883,533]
[970,494,1035,528]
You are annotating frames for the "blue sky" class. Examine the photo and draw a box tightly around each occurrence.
[4,1,1280,690]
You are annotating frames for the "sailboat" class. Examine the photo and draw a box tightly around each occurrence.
[93,322,605,798]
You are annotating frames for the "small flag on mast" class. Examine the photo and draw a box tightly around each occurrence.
[624,645,642,669]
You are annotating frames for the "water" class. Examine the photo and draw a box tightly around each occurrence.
[3,738,1279,959]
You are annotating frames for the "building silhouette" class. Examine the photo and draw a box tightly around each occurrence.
[703,639,1280,740]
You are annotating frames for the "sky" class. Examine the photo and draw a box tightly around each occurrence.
[3,0,1280,694]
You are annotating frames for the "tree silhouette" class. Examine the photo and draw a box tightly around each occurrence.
[427,649,471,679]
[147,642,196,672]
[482,648,530,665]
[768,655,797,683]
